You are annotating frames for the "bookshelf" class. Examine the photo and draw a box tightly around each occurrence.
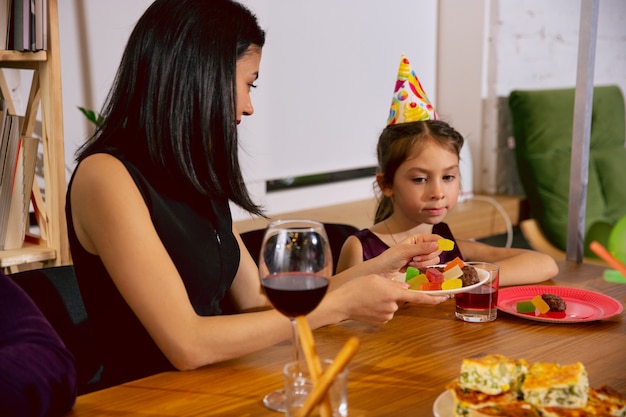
[0,0,68,272]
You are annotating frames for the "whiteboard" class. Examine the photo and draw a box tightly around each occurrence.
[237,0,438,186]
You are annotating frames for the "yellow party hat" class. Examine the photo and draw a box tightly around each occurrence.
[386,54,438,125]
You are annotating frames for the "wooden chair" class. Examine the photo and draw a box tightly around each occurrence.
[240,222,359,274]
[519,218,606,265]
[509,85,626,262]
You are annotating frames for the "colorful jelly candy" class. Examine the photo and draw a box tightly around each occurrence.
[444,256,465,271]
[441,278,462,290]
[426,268,445,283]
[420,281,442,291]
[516,301,535,313]
[438,238,455,251]
[531,295,550,314]
[405,266,420,281]
[407,274,428,290]
[443,265,463,280]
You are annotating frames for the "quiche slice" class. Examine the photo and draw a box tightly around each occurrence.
[447,379,521,417]
[521,362,589,409]
[538,385,626,417]
[459,354,529,395]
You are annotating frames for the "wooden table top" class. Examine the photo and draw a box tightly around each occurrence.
[67,261,626,416]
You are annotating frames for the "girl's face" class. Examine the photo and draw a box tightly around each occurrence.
[384,140,460,225]
[235,46,262,124]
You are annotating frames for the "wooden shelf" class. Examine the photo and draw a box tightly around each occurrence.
[0,50,47,63]
[0,243,56,269]
[0,0,68,273]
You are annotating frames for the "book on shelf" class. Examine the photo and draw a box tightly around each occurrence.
[33,0,43,51]
[0,0,9,50]
[4,0,47,51]
[0,112,21,249]
[3,135,37,249]
[10,0,29,51]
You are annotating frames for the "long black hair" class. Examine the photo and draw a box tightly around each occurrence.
[76,0,266,216]
[374,120,465,223]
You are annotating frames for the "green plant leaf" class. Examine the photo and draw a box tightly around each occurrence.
[77,106,104,126]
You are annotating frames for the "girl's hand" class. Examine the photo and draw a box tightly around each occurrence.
[374,234,442,278]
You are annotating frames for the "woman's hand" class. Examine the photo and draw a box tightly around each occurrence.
[321,274,449,324]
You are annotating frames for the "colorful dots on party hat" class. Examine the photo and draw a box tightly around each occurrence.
[387,54,438,126]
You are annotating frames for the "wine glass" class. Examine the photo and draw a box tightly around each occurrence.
[258,219,333,412]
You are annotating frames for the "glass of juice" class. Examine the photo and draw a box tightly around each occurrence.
[455,262,499,322]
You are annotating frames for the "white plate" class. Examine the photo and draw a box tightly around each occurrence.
[398,267,490,295]
[433,390,453,417]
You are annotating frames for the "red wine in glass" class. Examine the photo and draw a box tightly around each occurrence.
[262,272,329,317]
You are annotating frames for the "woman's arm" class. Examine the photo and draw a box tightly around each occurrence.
[71,154,294,370]
[457,239,559,286]
[227,226,272,312]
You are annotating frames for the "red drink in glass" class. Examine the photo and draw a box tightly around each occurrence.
[455,262,499,322]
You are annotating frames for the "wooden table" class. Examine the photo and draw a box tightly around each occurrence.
[67,261,625,416]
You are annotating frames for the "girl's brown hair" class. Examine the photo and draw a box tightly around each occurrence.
[374,120,465,223]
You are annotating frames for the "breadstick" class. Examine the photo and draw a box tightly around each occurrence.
[295,316,332,417]
[294,337,360,417]
[590,241,626,279]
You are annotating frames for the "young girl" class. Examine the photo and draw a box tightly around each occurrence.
[336,56,558,286]
[66,0,448,389]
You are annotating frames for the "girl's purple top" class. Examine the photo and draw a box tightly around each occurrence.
[354,222,463,263]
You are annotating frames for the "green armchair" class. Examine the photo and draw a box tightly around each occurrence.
[509,85,626,260]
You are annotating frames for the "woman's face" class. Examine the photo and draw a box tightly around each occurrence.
[385,140,460,225]
[236,46,262,124]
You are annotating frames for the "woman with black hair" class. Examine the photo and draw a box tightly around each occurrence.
[66,0,448,388]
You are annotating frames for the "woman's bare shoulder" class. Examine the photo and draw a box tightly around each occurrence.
[72,153,137,193]
[75,153,126,177]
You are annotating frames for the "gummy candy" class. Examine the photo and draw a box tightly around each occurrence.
[444,256,465,271]
[407,274,428,290]
[531,295,550,314]
[441,278,462,290]
[405,266,420,281]
[438,238,455,251]
[443,265,463,280]
[420,281,442,291]
[426,268,444,283]
[516,301,535,313]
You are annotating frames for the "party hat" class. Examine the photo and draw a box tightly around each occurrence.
[386,54,437,125]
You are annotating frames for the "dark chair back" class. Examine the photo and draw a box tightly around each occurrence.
[9,266,103,394]
[240,222,359,274]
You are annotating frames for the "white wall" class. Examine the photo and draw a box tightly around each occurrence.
[482,0,626,193]
[14,1,625,221]
[58,0,153,174]
[437,0,626,195]
[55,0,437,221]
